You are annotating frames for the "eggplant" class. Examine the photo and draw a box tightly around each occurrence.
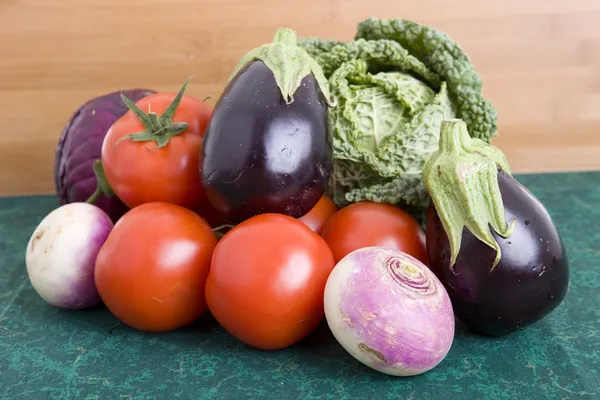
[201,28,334,223]
[422,119,569,337]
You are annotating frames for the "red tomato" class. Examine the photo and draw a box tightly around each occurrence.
[322,201,427,265]
[94,202,218,332]
[101,84,212,210]
[298,195,337,235]
[205,214,335,350]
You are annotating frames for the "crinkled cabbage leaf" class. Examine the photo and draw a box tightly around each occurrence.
[299,18,498,214]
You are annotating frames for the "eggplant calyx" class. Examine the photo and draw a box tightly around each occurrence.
[423,119,515,272]
[86,160,115,204]
[227,27,334,107]
[114,79,190,150]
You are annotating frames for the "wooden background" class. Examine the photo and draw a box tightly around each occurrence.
[1,0,599,196]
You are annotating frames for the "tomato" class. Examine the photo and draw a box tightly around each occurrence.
[94,202,218,332]
[322,201,427,265]
[298,195,337,235]
[101,82,212,210]
[205,214,335,350]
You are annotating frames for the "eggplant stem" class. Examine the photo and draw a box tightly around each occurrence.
[423,119,513,271]
[225,27,333,107]
[273,28,297,46]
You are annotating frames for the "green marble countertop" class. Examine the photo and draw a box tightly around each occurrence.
[1,172,599,400]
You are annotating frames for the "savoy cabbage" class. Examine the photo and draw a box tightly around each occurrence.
[299,18,498,215]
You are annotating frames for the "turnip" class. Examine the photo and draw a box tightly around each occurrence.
[324,247,454,376]
[25,202,113,309]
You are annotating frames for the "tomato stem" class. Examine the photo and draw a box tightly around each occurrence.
[114,78,192,150]
[211,224,236,239]
[148,112,162,132]
[212,224,236,231]
[86,160,115,204]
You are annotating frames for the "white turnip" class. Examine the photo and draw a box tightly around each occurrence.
[25,202,113,309]
[324,246,454,376]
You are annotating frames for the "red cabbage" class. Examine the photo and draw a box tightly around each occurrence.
[54,89,155,222]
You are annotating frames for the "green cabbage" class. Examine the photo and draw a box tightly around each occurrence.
[299,17,498,215]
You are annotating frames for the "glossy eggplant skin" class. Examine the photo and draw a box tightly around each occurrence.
[426,170,569,336]
[201,60,332,223]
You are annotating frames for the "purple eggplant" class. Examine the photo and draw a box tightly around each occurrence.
[201,28,334,223]
[422,119,569,336]
[55,88,155,222]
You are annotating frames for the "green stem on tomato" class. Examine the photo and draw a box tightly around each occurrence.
[212,224,236,232]
[211,224,237,240]
[114,78,191,150]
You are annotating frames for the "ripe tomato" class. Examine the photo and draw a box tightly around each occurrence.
[101,82,212,210]
[205,214,335,350]
[94,202,218,332]
[322,201,427,265]
[298,195,337,235]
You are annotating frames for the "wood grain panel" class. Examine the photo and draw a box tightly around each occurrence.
[1,0,599,196]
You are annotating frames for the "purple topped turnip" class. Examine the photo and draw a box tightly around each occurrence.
[201,28,334,223]
[324,247,455,376]
[55,88,155,222]
[422,119,569,336]
[25,203,113,309]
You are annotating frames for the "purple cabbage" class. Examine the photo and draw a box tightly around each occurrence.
[54,89,155,222]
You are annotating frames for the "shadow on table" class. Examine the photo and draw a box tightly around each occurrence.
[45,299,520,384]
